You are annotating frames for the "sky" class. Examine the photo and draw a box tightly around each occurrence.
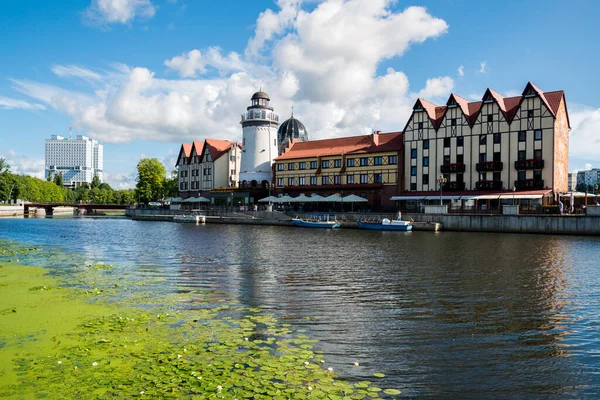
[1,0,599,189]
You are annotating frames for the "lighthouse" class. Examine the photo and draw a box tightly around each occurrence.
[239,91,279,187]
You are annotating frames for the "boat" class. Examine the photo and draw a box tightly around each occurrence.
[173,215,206,223]
[292,214,340,229]
[357,217,413,231]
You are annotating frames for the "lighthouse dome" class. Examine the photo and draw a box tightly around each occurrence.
[277,114,308,145]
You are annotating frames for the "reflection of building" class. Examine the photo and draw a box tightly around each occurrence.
[403,82,569,194]
[273,131,403,211]
[176,139,241,198]
[239,91,279,187]
[277,113,308,155]
[45,134,103,189]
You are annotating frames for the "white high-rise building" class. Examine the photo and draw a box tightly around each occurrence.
[239,91,279,186]
[45,134,103,189]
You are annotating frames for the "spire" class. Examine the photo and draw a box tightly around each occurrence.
[291,106,294,117]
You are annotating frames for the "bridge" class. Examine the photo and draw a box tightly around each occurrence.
[24,202,127,215]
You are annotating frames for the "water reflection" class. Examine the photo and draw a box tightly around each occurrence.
[0,218,599,397]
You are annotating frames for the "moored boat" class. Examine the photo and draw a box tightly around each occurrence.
[357,217,413,231]
[292,214,340,229]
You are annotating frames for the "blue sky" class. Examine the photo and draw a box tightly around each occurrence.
[1,0,599,188]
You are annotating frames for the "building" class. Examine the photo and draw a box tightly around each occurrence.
[576,168,600,191]
[176,139,241,197]
[277,113,308,155]
[568,172,578,192]
[239,91,279,187]
[273,131,403,211]
[45,134,103,189]
[402,82,569,204]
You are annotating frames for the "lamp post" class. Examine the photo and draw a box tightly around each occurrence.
[513,186,516,206]
[437,175,447,206]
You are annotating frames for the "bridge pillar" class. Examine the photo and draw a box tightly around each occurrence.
[45,206,54,216]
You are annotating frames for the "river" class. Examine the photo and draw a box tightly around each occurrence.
[1,217,599,398]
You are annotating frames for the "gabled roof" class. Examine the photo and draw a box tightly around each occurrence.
[175,143,192,166]
[275,132,403,161]
[204,139,240,161]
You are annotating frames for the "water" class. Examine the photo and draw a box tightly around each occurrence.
[1,217,600,398]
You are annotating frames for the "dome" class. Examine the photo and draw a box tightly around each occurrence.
[251,91,270,101]
[277,114,308,145]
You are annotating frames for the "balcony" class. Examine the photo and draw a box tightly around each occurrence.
[444,181,466,191]
[476,180,503,190]
[440,163,466,174]
[515,179,545,190]
[476,161,503,172]
[515,159,544,170]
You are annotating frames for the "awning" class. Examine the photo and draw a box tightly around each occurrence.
[498,194,544,200]
[424,195,462,200]
[473,195,501,200]
[390,196,425,201]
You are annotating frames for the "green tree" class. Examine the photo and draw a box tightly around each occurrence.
[91,174,101,189]
[135,158,166,204]
[53,172,64,187]
[164,170,179,198]
[0,158,10,174]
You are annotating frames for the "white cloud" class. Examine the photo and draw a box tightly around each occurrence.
[103,170,136,189]
[457,65,464,77]
[479,61,486,73]
[569,105,600,160]
[0,150,45,179]
[16,0,451,144]
[83,0,155,25]
[504,89,521,97]
[51,65,102,82]
[418,76,454,100]
[0,96,46,110]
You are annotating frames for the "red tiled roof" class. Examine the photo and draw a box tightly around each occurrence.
[450,93,471,116]
[205,139,239,161]
[275,132,403,161]
[543,90,565,116]
[182,143,192,157]
[466,101,482,125]
[503,96,522,121]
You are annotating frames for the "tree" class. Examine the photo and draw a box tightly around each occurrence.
[164,170,179,198]
[135,158,167,204]
[91,174,101,189]
[0,158,10,174]
[53,172,63,187]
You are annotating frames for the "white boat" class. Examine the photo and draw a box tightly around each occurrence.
[292,214,340,229]
[357,217,413,231]
[173,215,206,223]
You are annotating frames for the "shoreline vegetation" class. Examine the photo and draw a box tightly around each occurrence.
[0,241,401,399]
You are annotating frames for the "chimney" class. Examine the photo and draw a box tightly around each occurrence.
[372,131,381,146]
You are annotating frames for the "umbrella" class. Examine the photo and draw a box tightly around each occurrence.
[292,194,311,202]
[183,196,210,203]
[342,194,368,202]
[274,195,294,203]
[258,196,278,203]
[322,194,342,202]
[309,194,325,202]
[169,197,183,202]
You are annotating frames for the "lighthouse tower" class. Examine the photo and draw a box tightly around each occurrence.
[239,91,279,186]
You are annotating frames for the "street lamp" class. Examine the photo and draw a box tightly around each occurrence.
[437,175,447,206]
[513,186,516,205]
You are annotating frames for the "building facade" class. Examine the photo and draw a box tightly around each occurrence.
[239,91,279,187]
[403,82,569,196]
[45,134,103,189]
[176,139,241,197]
[273,131,403,211]
[576,168,600,191]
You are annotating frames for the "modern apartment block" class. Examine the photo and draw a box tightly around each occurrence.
[45,134,103,189]
[403,82,569,195]
[176,139,241,197]
[273,131,403,211]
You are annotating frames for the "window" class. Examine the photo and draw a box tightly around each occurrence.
[487,114,493,122]
[322,176,329,185]
[299,162,306,170]
[374,173,382,183]
[534,129,542,141]
[479,173,486,181]
[457,154,464,164]
[274,139,276,146]
[288,177,295,185]
[410,182,417,191]
[493,133,501,144]
[451,118,457,126]
[423,157,429,167]
[310,176,317,185]
[389,155,397,164]
[493,152,501,162]
[310,161,317,169]
[360,157,368,166]
[479,153,487,163]
[243,138,246,146]
[527,110,534,118]
[423,174,429,185]
[347,175,355,184]
[534,170,542,180]
[347,159,355,167]
[230,155,235,162]
[518,131,526,142]
[444,138,451,148]
[534,149,542,160]
[360,174,368,184]
[418,122,424,129]
[322,160,330,168]
[277,178,284,186]
[411,149,417,159]
[423,140,430,149]
[493,172,501,181]
[334,175,341,184]
[277,164,284,171]
[334,159,342,168]
[374,156,383,165]
[457,136,464,147]
[518,150,526,160]
[299,177,306,186]
[444,155,451,164]
[288,163,295,170]
[457,173,464,183]
[411,166,417,176]
[480,135,487,145]
[518,171,526,181]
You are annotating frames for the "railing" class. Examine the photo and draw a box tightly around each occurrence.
[444,181,465,191]
[515,179,545,190]
[515,159,544,170]
[240,112,279,123]
[440,163,466,174]
[476,161,503,172]
[476,180,503,190]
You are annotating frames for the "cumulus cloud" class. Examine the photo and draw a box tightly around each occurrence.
[569,105,600,160]
[457,65,464,77]
[0,150,45,179]
[0,96,46,110]
[14,0,452,144]
[83,0,155,25]
[479,61,486,73]
[103,170,137,189]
